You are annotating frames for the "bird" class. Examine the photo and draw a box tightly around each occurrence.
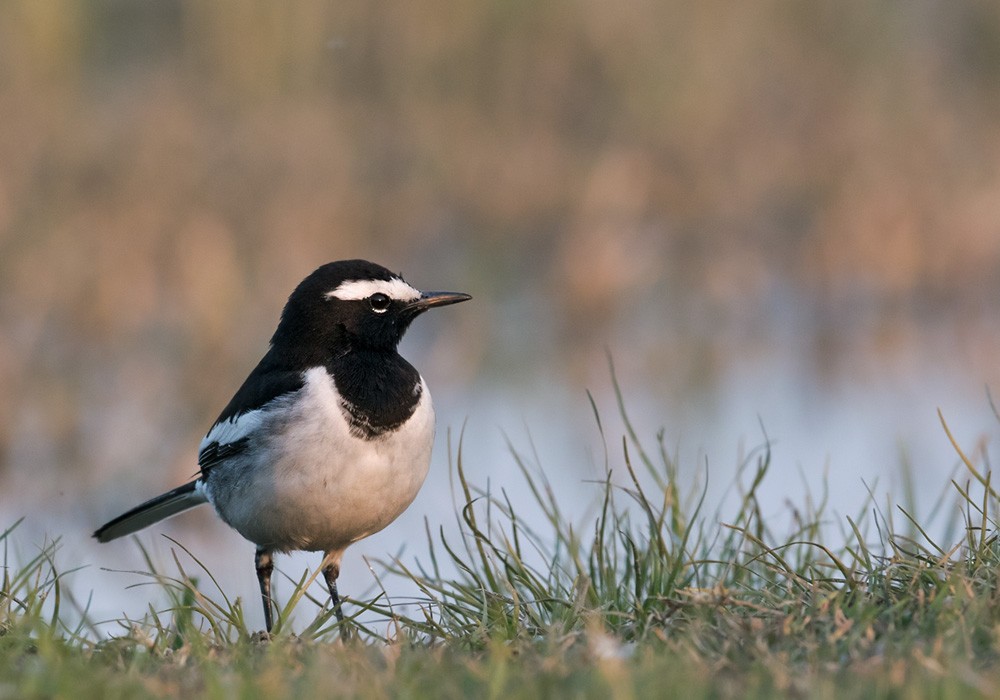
[94,259,471,633]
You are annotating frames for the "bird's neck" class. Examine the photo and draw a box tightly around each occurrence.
[327,349,422,440]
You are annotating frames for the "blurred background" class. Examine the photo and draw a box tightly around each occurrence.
[3,0,1000,629]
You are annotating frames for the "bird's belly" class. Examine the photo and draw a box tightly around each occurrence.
[208,376,435,553]
[265,432,431,552]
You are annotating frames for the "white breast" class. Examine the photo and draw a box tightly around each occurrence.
[205,367,435,554]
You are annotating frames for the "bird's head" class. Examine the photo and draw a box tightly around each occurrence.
[272,260,471,356]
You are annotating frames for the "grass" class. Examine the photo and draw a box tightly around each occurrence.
[4,384,1000,698]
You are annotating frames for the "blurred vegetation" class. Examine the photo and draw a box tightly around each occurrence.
[2,1,1000,485]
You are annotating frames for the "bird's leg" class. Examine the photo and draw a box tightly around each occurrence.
[321,556,345,623]
[255,548,275,633]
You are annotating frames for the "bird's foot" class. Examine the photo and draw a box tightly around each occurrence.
[249,630,272,645]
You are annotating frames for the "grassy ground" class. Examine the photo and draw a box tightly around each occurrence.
[5,388,1000,698]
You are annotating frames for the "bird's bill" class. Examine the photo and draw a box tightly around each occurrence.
[405,291,472,314]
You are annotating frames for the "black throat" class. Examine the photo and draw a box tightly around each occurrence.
[327,350,422,440]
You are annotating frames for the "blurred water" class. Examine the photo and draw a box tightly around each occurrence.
[2,327,995,636]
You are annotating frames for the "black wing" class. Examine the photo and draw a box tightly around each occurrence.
[198,436,252,472]
[198,354,306,475]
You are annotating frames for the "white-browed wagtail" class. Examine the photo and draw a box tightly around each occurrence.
[94,259,471,632]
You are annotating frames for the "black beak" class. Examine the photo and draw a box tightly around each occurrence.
[404,291,472,316]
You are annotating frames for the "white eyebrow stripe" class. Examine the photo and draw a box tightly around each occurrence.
[326,277,421,302]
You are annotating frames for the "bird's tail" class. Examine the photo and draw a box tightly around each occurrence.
[93,480,208,543]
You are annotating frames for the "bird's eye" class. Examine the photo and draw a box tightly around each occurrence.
[368,293,391,313]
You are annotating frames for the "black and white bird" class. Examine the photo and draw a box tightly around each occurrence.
[94,259,471,632]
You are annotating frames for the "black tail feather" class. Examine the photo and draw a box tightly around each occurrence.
[94,480,207,542]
